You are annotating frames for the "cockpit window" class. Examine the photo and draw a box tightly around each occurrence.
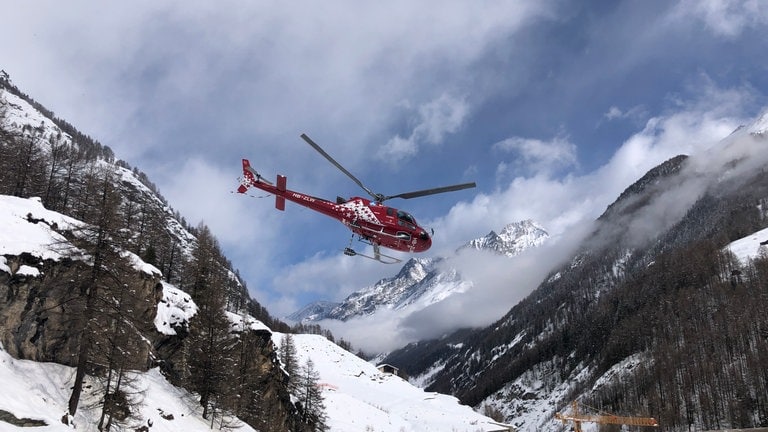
[397,210,415,225]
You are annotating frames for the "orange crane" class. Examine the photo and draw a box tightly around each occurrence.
[555,400,659,432]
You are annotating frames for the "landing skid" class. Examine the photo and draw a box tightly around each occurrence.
[343,242,401,264]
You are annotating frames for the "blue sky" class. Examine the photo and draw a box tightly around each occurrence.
[3,1,768,328]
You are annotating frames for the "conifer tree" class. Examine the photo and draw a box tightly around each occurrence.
[298,359,328,432]
[186,223,235,420]
[2,125,46,197]
[93,277,147,431]
[280,333,300,394]
[66,167,131,418]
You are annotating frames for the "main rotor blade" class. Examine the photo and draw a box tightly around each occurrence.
[300,133,380,200]
[382,182,477,201]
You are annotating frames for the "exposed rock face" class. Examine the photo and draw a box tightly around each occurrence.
[0,409,47,427]
[0,254,162,369]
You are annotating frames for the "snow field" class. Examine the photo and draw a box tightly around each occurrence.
[0,345,256,432]
[274,332,501,432]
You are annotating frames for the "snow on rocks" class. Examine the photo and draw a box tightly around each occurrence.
[121,250,163,277]
[0,195,84,264]
[225,311,271,334]
[154,282,198,336]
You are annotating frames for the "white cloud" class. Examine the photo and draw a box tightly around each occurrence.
[314,223,593,353]
[672,0,768,38]
[604,106,624,120]
[319,310,408,354]
[602,105,648,124]
[378,135,418,163]
[416,94,470,145]
[157,157,269,245]
[493,135,578,176]
[378,93,470,163]
[1,1,556,167]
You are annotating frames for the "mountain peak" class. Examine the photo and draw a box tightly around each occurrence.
[285,300,341,323]
[747,109,768,135]
[460,219,549,257]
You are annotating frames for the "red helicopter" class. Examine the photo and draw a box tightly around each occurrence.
[237,134,476,263]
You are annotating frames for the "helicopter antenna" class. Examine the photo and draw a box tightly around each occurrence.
[300,133,475,203]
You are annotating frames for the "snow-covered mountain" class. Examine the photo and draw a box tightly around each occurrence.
[286,300,341,322]
[289,257,466,322]
[459,219,549,257]
[290,220,547,324]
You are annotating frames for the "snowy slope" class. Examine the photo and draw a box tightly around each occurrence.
[727,226,768,264]
[0,89,71,143]
[273,333,504,432]
[0,345,256,431]
[1,86,199,267]
[0,195,167,279]
[286,300,341,322]
[746,108,768,135]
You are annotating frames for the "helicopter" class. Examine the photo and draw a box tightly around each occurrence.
[237,133,476,264]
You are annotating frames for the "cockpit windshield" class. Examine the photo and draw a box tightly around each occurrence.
[396,210,415,225]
